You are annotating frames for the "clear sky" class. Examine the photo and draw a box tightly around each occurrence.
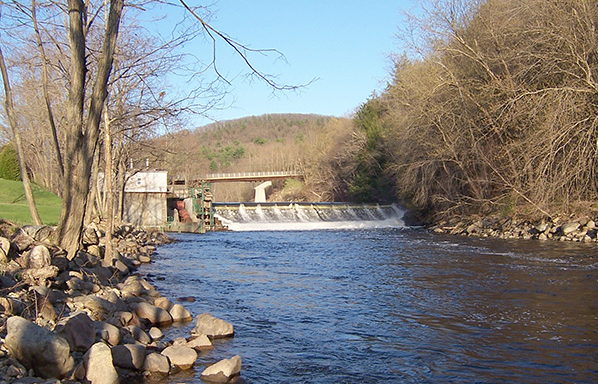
[187,1,415,126]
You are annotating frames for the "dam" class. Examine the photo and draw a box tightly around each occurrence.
[213,202,406,231]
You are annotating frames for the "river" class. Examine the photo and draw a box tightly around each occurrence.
[141,225,598,383]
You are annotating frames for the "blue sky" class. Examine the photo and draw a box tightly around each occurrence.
[183,1,416,126]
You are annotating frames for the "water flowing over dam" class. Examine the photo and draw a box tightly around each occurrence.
[213,202,406,231]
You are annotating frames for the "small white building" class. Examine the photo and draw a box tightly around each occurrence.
[122,170,168,228]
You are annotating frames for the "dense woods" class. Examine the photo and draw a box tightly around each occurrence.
[343,0,598,221]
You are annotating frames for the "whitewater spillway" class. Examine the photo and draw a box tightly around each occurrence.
[213,202,406,231]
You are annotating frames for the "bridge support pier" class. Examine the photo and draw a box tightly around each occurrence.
[254,181,272,203]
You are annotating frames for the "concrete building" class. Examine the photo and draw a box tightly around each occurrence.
[122,171,168,228]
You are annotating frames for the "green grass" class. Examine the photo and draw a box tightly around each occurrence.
[0,178,62,225]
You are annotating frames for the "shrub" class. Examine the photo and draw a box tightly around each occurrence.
[0,143,20,181]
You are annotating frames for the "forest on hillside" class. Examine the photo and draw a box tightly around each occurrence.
[344,0,598,221]
[139,114,358,201]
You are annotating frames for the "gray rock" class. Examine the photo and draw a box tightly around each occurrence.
[153,296,174,311]
[187,334,213,350]
[133,302,172,326]
[10,227,35,252]
[28,245,51,269]
[72,295,116,320]
[66,277,96,294]
[118,275,159,298]
[0,236,10,262]
[200,355,242,383]
[83,342,118,384]
[170,303,192,322]
[534,223,550,233]
[5,316,74,379]
[148,327,164,341]
[561,222,580,235]
[192,313,234,338]
[125,325,152,345]
[94,321,122,346]
[161,345,197,370]
[82,226,100,246]
[0,296,23,315]
[142,352,170,375]
[22,225,52,242]
[55,312,96,352]
[111,343,146,370]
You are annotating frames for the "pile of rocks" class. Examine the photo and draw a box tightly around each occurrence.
[0,222,242,383]
[431,215,598,243]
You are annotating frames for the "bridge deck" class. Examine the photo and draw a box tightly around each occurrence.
[200,171,304,182]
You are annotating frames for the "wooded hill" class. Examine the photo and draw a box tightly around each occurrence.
[141,114,355,201]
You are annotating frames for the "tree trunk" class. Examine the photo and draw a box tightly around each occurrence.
[0,44,43,226]
[103,107,115,263]
[31,0,65,184]
[56,0,124,258]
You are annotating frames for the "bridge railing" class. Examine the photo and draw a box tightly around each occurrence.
[203,170,303,179]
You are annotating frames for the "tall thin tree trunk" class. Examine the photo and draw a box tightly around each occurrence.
[103,107,115,263]
[0,44,43,226]
[31,0,65,183]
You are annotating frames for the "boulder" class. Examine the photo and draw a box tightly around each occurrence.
[200,355,242,383]
[82,226,100,246]
[0,236,11,262]
[55,312,96,352]
[133,302,172,326]
[72,295,116,320]
[0,296,23,315]
[187,334,213,350]
[22,225,53,241]
[125,325,152,345]
[22,265,59,286]
[153,296,174,311]
[28,245,52,269]
[10,227,35,252]
[148,327,164,341]
[192,313,234,338]
[95,321,122,346]
[86,244,103,258]
[142,352,170,375]
[119,275,157,297]
[170,303,193,322]
[561,222,580,235]
[4,316,74,379]
[111,344,146,370]
[161,345,197,370]
[83,342,119,384]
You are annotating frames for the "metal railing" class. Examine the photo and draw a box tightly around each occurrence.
[202,170,303,180]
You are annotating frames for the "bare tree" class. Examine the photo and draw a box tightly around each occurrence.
[0,44,43,225]
[55,0,124,257]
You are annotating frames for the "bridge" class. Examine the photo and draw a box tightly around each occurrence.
[200,170,304,182]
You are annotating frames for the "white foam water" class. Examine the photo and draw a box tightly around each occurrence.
[214,203,406,231]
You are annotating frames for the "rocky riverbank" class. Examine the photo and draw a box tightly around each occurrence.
[0,220,241,384]
[430,214,598,243]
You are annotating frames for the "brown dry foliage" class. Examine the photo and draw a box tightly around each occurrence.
[377,0,598,219]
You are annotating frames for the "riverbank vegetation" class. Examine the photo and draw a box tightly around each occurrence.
[336,0,598,222]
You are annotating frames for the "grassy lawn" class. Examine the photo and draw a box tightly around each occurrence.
[0,179,62,225]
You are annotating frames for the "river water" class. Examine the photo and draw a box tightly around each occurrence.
[141,225,598,383]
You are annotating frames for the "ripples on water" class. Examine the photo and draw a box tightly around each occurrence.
[141,229,598,384]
